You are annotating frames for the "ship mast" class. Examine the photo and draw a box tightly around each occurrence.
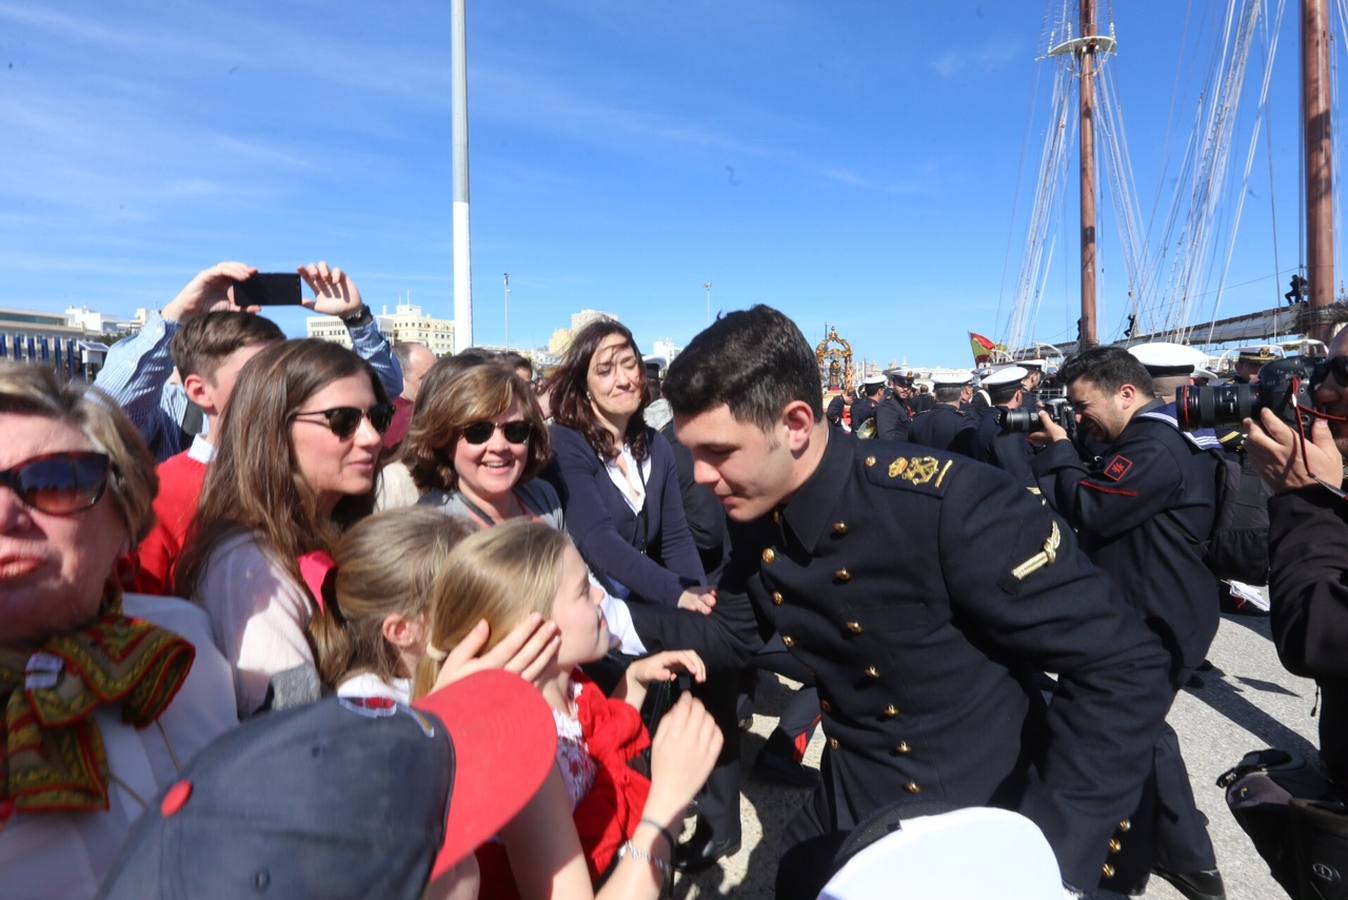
[1079,0,1100,348]
[1304,0,1335,342]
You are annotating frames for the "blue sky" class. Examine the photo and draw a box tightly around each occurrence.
[0,0,1331,367]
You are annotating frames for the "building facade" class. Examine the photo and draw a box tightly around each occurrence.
[306,303,455,357]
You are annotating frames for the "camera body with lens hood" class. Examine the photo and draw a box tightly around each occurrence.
[1176,356,1322,432]
[1000,397,1076,439]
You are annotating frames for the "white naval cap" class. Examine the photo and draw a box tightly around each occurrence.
[930,370,973,387]
[983,366,1030,388]
[861,373,886,387]
[1018,358,1046,369]
[819,807,1063,900]
[1127,342,1207,377]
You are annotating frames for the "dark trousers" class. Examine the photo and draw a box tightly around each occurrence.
[774,755,848,900]
[743,634,822,753]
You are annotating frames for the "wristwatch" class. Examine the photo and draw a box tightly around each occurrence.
[342,305,373,328]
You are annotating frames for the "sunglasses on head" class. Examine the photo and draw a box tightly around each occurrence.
[461,420,532,445]
[291,404,396,439]
[0,451,110,515]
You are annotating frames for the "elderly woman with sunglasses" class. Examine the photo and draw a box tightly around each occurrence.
[0,364,236,900]
[176,339,393,718]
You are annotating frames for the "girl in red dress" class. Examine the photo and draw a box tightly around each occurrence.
[414,519,709,898]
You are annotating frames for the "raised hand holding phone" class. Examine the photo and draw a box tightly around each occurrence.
[299,261,365,318]
[162,261,259,321]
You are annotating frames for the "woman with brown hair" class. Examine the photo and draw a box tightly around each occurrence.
[405,359,558,526]
[176,338,393,717]
[0,363,235,899]
[544,320,741,872]
[543,320,711,612]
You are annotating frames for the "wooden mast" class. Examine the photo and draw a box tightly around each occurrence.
[1078,0,1099,348]
[1304,0,1335,342]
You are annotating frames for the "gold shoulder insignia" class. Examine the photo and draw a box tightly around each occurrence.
[1011,521,1061,580]
[886,455,948,487]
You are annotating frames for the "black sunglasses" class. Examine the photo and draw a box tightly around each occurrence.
[461,420,532,445]
[291,404,396,439]
[1316,356,1348,387]
[0,451,110,515]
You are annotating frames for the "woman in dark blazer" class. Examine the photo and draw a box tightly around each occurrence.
[544,320,712,611]
[544,319,737,871]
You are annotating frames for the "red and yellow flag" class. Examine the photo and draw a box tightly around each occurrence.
[969,332,997,365]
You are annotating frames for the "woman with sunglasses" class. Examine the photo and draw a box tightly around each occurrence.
[402,359,646,664]
[176,339,392,718]
[0,363,236,900]
[404,359,558,527]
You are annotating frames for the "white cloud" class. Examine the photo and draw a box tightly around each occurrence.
[931,40,1021,79]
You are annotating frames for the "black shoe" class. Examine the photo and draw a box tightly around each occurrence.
[754,746,820,788]
[673,820,740,873]
[1151,865,1226,900]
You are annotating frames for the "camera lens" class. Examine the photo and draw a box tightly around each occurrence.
[1176,384,1253,430]
[998,408,1043,433]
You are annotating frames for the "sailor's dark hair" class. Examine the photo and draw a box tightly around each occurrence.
[1058,345,1154,396]
[663,305,823,429]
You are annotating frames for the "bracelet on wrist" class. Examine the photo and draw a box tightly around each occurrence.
[637,817,678,852]
[618,839,671,878]
[342,305,372,327]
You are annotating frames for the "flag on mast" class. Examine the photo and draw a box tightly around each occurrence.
[969,332,997,365]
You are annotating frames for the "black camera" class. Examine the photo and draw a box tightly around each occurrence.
[1000,397,1076,437]
[1176,356,1322,432]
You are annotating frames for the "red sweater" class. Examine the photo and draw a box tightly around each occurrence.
[476,675,651,897]
[130,450,208,595]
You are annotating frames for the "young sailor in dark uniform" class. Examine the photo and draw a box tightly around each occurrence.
[1030,345,1226,900]
[907,370,978,455]
[629,306,1173,899]
[873,370,914,442]
[969,365,1037,488]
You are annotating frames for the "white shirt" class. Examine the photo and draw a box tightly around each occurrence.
[0,594,237,900]
[194,532,316,718]
[602,444,650,515]
[336,672,411,704]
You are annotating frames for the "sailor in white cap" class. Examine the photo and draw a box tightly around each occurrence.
[908,370,977,453]
[1127,342,1208,403]
[966,366,1038,487]
[1019,359,1047,391]
[850,374,886,438]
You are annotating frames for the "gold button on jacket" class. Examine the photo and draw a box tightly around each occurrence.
[771,591,784,606]
[781,635,796,648]
[761,547,776,564]
[845,621,863,634]
[864,665,880,679]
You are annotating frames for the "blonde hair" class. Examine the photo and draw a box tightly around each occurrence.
[412,519,570,699]
[309,508,473,688]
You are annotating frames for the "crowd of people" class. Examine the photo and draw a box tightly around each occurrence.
[2,260,1346,899]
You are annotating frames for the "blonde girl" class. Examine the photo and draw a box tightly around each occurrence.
[416,520,720,900]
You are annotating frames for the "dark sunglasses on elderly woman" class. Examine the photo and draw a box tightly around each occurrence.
[461,421,532,445]
[291,404,396,439]
[0,451,110,515]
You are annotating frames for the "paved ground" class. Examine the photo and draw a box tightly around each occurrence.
[671,610,1319,899]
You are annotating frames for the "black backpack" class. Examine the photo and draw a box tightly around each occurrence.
[1204,448,1272,585]
[1138,409,1270,584]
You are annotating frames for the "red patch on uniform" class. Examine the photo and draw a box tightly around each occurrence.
[1102,455,1133,482]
